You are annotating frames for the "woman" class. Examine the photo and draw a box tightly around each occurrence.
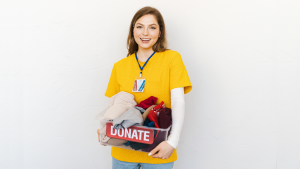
[98,6,192,169]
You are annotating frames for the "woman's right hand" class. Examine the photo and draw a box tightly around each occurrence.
[97,129,106,146]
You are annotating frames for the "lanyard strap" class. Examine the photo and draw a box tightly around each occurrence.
[135,51,156,77]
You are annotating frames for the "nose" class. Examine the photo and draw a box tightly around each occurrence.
[143,28,149,36]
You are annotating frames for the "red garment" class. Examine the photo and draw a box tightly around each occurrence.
[147,101,165,128]
[135,96,158,109]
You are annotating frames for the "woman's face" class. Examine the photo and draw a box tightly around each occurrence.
[133,14,161,51]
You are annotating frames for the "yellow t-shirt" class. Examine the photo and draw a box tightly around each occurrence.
[104,49,192,164]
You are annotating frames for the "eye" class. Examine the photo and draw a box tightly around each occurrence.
[137,26,142,28]
[150,27,156,29]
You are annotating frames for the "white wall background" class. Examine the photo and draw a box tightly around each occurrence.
[0,0,299,169]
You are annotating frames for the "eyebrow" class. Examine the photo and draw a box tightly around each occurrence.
[136,23,158,26]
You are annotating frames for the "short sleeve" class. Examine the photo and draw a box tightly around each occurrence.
[104,64,120,98]
[170,52,192,94]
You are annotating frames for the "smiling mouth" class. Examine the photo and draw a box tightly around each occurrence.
[140,38,151,41]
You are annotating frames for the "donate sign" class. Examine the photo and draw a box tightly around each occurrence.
[106,122,154,144]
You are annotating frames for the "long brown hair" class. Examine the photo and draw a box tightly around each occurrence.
[126,6,169,57]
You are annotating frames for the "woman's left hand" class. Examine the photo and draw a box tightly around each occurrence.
[148,141,175,159]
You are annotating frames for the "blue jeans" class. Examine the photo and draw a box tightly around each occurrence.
[112,157,174,169]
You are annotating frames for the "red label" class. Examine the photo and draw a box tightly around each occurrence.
[106,123,154,144]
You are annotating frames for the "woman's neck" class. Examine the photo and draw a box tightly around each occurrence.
[136,49,155,62]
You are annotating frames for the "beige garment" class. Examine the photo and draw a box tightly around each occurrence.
[95,107,111,143]
[142,105,156,124]
[102,91,137,120]
[95,91,137,143]
[107,138,128,146]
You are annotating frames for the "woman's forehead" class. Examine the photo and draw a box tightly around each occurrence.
[135,15,159,25]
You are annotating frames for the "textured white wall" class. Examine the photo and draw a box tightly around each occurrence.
[0,0,300,169]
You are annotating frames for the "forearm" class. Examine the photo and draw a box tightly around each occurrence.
[166,87,185,148]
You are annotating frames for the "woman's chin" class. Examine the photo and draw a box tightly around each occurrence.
[138,45,153,50]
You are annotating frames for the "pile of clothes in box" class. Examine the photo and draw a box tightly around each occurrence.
[95,91,172,151]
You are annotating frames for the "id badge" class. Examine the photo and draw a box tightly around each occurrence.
[132,76,146,92]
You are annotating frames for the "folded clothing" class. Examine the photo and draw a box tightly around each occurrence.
[158,108,172,129]
[142,105,156,124]
[147,101,165,128]
[102,91,137,120]
[95,91,137,143]
[136,96,157,109]
[128,119,157,150]
[113,106,143,130]
[107,138,128,146]
[134,106,146,114]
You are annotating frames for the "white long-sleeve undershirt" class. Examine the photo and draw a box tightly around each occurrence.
[166,87,185,149]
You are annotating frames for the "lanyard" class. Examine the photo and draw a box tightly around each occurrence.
[135,51,156,77]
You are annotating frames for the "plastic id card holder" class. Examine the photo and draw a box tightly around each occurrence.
[132,76,146,92]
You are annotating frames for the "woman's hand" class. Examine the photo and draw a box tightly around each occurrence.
[97,129,100,142]
[97,129,106,146]
[148,141,175,159]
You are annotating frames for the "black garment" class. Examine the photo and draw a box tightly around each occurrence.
[128,118,157,150]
